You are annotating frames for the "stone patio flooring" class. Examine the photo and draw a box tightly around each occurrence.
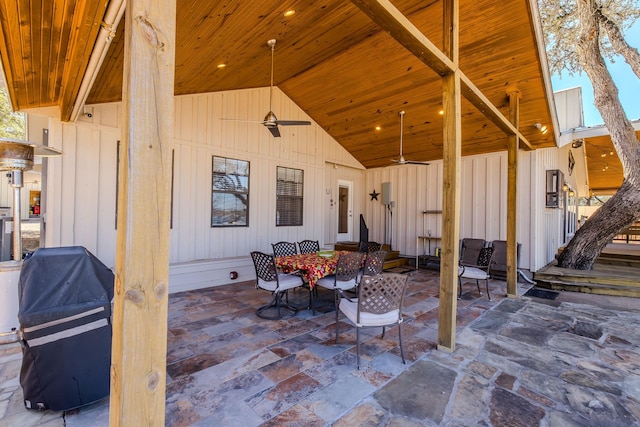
[1,269,639,426]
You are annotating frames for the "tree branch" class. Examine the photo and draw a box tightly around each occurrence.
[596,8,640,79]
[576,0,640,183]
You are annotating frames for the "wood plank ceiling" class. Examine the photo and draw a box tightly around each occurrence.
[583,131,640,195]
[0,0,560,169]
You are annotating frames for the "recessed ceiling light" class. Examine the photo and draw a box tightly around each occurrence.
[438,110,444,115]
[375,126,381,131]
[217,63,226,69]
[284,10,296,17]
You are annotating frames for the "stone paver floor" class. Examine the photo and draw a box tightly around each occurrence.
[1,268,639,426]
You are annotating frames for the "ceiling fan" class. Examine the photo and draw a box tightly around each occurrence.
[391,111,430,165]
[222,39,311,137]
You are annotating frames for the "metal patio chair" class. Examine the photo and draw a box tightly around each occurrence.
[251,251,304,319]
[271,241,298,257]
[298,240,320,254]
[336,272,409,369]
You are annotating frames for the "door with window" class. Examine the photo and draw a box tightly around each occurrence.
[337,180,353,242]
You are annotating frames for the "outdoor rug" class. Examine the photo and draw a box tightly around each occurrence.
[523,287,560,300]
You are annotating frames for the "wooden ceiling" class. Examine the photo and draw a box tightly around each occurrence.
[583,131,640,195]
[0,0,559,169]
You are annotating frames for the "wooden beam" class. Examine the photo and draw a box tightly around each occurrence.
[437,0,460,353]
[350,0,454,76]
[506,91,520,297]
[459,74,533,150]
[109,0,176,425]
[350,0,534,153]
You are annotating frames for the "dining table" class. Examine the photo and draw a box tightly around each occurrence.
[275,250,351,289]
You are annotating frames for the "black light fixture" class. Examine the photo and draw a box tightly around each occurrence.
[571,139,583,149]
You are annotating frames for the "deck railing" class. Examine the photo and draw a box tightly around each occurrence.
[613,223,640,244]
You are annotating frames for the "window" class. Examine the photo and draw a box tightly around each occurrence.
[545,169,563,208]
[276,166,303,226]
[212,156,249,227]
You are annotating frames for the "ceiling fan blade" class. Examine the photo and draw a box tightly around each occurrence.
[275,120,311,126]
[390,158,429,166]
[220,40,309,137]
[267,125,281,137]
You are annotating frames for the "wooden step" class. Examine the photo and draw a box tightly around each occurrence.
[534,278,640,298]
[533,259,640,298]
[595,254,640,268]
[332,242,410,270]
[534,265,640,288]
[383,256,409,270]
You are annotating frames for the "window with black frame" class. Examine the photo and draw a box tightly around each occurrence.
[276,166,303,226]
[211,156,249,227]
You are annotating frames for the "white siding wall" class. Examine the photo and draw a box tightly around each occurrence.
[44,106,120,266]
[36,86,568,291]
[527,148,564,269]
[41,87,364,290]
[362,150,562,271]
[554,87,584,132]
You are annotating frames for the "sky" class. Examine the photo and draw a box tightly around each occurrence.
[550,21,640,127]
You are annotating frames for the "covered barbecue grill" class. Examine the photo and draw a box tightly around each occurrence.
[18,246,114,411]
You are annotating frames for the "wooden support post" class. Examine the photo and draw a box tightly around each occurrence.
[506,91,520,297]
[437,0,460,353]
[109,0,176,425]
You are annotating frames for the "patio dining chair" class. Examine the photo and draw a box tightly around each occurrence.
[298,240,320,254]
[315,251,363,316]
[358,241,382,253]
[458,246,493,300]
[459,238,486,266]
[250,251,304,319]
[272,241,298,257]
[335,272,409,369]
[357,250,387,283]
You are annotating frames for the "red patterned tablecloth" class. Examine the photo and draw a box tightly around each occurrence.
[275,251,350,289]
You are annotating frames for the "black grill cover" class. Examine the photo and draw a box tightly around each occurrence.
[18,246,114,411]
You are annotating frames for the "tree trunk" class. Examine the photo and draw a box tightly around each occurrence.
[556,0,640,269]
[558,180,640,269]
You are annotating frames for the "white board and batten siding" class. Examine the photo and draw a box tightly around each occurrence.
[38,86,568,293]
[42,87,364,293]
[362,150,564,272]
[44,105,120,267]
